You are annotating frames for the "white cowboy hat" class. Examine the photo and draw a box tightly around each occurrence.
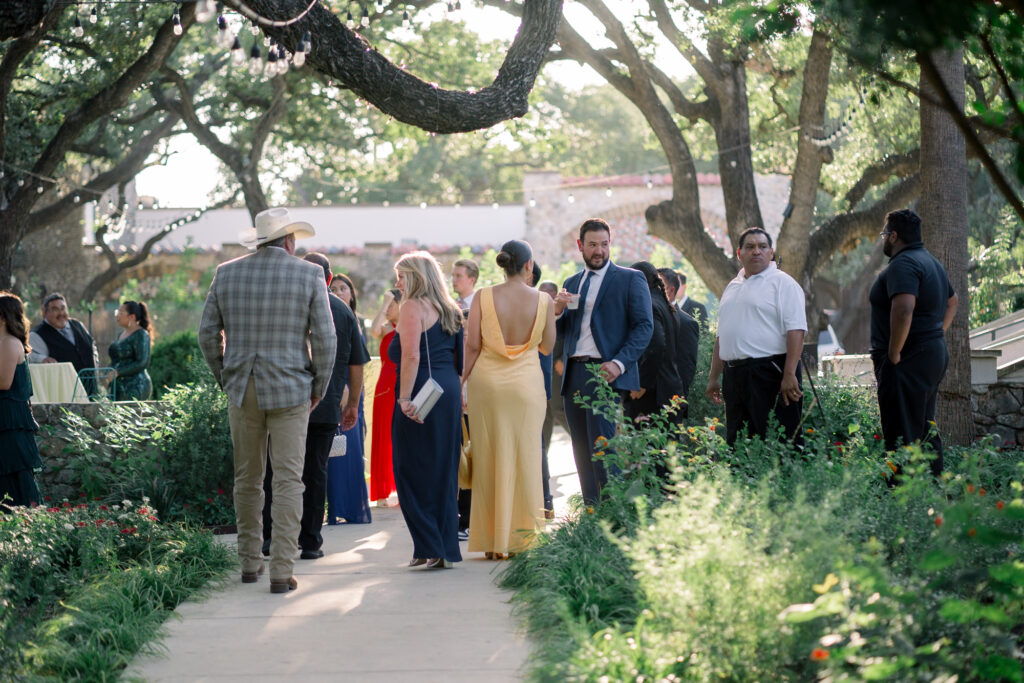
[238,207,315,247]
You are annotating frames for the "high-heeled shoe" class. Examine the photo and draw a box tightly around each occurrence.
[426,557,452,569]
[408,557,426,567]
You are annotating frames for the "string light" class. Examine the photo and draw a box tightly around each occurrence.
[230,35,245,65]
[194,0,217,23]
[361,6,370,27]
[248,42,262,77]
[172,8,182,35]
[346,10,354,28]
[72,15,84,37]
[216,14,233,48]
[89,6,98,23]
[402,9,410,28]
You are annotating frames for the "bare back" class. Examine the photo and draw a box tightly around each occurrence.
[489,282,542,347]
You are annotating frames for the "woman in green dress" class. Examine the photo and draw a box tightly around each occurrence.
[108,300,153,401]
[0,291,42,508]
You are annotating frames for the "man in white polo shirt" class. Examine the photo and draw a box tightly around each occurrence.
[706,227,806,445]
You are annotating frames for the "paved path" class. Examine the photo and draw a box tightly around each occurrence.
[126,428,580,682]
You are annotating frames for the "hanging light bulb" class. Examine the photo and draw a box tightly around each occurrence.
[346,10,354,28]
[447,1,454,11]
[292,49,306,67]
[216,15,233,48]
[172,10,183,35]
[567,193,575,204]
[72,15,84,38]
[605,187,613,197]
[263,34,271,46]
[230,36,245,66]
[194,0,217,23]
[248,42,262,77]
[301,30,312,53]
[276,44,288,74]
[402,9,410,27]
[376,0,383,9]
[361,6,370,27]
[264,48,278,77]
[249,19,259,35]
[89,6,98,23]
[455,0,461,8]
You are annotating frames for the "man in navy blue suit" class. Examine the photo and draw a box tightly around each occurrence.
[554,218,653,505]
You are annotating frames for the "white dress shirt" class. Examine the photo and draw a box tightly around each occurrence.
[568,261,626,374]
[28,321,75,363]
[717,262,806,361]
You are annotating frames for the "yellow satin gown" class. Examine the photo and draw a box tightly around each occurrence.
[467,287,548,554]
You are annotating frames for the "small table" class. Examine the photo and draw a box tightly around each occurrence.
[28,362,90,403]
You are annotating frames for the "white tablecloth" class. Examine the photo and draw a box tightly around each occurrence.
[28,362,90,403]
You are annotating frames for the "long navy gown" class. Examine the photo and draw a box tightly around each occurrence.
[389,320,464,563]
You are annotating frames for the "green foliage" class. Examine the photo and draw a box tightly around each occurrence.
[500,370,1024,681]
[58,382,234,527]
[149,329,215,398]
[0,500,233,681]
[969,206,1024,326]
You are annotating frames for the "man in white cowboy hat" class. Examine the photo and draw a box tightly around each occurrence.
[199,207,337,594]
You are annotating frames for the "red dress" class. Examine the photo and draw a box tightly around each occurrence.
[369,330,398,501]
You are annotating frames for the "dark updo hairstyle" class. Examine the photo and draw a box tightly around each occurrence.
[122,300,155,342]
[630,261,671,305]
[0,291,32,353]
[335,273,359,313]
[495,239,533,277]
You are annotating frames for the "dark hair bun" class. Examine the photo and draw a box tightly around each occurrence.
[495,251,514,270]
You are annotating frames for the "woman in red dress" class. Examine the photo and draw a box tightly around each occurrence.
[369,289,401,506]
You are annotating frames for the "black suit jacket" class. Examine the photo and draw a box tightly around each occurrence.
[673,308,700,396]
[680,298,709,329]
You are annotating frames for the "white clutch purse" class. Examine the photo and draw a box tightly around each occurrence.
[411,377,444,420]
[408,319,444,421]
[328,434,347,457]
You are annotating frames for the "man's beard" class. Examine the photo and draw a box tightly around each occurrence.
[883,241,893,258]
[583,253,605,269]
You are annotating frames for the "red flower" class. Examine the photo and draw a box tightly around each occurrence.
[99,505,108,511]
[934,516,944,527]
[968,528,977,537]
[138,507,149,515]
[47,507,60,513]
[217,488,225,495]
[75,503,88,509]
[107,521,117,526]
[979,487,986,497]
[76,521,87,527]
[967,484,975,494]
[996,501,1005,510]
[43,496,52,501]
[94,519,105,526]
[120,527,137,534]
[207,498,214,503]
[810,648,830,661]
[148,515,158,522]
[873,434,882,441]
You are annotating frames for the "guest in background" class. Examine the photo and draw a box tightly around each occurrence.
[463,240,555,559]
[625,262,686,423]
[451,258,478,540]
[108,300,153,401]
[391,251,464,569]
[29,293,99,396]
[538,278,564,520]
[451,259,479,311]
[331,273,366,334]
[327,272,372,525]
[0,291,42,509]
[368,288,401,507]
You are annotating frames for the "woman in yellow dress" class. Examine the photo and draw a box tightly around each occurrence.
[463,240,555,559]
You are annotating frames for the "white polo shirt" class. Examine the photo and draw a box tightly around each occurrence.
[717,262,806,361]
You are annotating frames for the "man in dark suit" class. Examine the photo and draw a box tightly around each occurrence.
[29,293,99,395]
[554,218,653,505]
[658,268,709,329]
[673,307,700,410]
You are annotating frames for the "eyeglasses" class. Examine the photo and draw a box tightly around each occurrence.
[879,231,893,238]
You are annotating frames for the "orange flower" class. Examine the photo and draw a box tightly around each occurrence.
[967,484,975,494]
[979,487,986,497]
[968,528,977,537]
[934,516,943,527]
[886,460,898,473]
[810,648,830,661]
[594,436,608,447]
[806,428,814,434]
[996,501,1005,510]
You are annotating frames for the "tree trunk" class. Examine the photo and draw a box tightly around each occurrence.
[919,48,974,447]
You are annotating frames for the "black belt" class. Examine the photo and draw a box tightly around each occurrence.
[569,356,603,363]
[724,353,787,368]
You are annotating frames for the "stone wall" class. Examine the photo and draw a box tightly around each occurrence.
[30,401,167,502]
[972,382,1024,448]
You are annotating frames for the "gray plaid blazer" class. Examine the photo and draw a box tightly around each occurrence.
[198,246,337,410]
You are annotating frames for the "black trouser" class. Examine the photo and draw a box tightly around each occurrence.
[722,353,803,446]
[563,358,620,505]
[872,337,948,476]
[458,414,471,532]
[263,422,336,551]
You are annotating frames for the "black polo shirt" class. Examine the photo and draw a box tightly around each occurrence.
[310,293,370,425]
[869,242,954,352]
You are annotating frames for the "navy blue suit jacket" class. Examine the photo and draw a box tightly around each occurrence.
[556,263,653,395]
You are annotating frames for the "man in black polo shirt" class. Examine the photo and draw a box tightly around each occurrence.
[29,293,99,395]
[869,209,957,475]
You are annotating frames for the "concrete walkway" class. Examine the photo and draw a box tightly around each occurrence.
[126,428,580,682]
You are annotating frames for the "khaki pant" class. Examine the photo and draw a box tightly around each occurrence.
[229,377,309,581]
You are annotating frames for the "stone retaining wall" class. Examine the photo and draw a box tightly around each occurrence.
[973,382,1024,448]
[31,401,167,502]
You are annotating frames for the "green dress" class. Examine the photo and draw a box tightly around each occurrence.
[108,329,152,400]
[0,361,42,507]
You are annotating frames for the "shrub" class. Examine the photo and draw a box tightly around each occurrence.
[148,330,214,398]
[0,499,233,681]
